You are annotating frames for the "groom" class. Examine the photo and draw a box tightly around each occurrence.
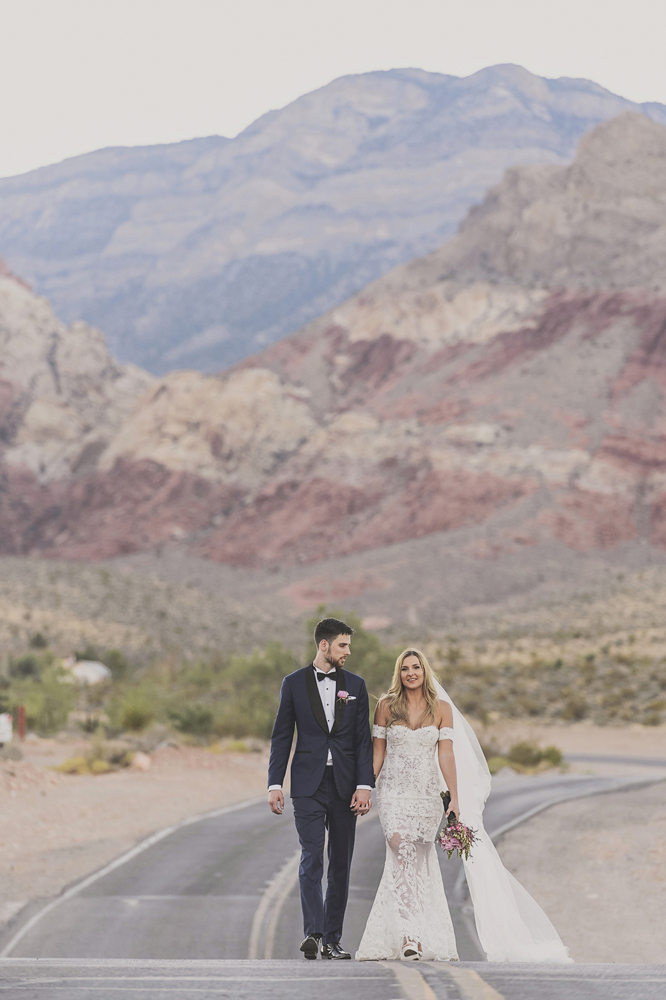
[268,617,374,959]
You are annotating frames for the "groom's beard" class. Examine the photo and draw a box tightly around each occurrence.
[325,651,347,669]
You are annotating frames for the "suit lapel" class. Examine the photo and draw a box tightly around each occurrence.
[305,664,329,734]
[331,667,347,735]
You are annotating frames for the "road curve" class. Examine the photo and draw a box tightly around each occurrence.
[1,770,654,963]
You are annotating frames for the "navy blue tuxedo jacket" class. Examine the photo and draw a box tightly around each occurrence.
[268,664,374,800]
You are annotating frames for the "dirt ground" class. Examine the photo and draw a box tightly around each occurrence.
[0,739,270,931]
[499,780,666,964]
[478,717,666,762]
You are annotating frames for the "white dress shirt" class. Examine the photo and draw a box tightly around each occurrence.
[268,665,371,791]
[317,666,337,765]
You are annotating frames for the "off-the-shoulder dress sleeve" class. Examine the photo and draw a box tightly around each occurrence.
[372,724,387,738]
[438,727,454,742]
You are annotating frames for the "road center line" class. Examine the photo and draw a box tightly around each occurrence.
[381,961,438,1000]
[442,966,505,1000]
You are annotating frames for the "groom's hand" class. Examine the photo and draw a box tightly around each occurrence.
[351,789,372,816]
[268,789,284,815]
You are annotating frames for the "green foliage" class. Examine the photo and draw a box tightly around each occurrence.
[9,655,40,679]
[486,755,511,775]
[214,642,300,738]
[75,643,99,661]
[102,649,131,681]
[507,741,545,768]
[542,745,564,766]
[485,741,563,774]
[29,632,48,649]
[433,646,666,726]
[8,665,75,735]
[168,703,214,737]
[116,690,155,732]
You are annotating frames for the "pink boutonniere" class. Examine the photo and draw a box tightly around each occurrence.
[337,690,356,704]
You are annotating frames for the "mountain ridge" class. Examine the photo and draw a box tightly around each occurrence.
[3,113,666,625]
[1,65,665,373]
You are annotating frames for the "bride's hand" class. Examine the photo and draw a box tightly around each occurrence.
[446,797,461,822]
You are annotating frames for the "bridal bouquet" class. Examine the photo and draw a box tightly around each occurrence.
[437,791,478,861]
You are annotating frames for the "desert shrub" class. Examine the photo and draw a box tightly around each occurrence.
[484,741,564,774]
[78,715,101,733]
[57,756,90,775]
[29,632,48,649]
[102,649,131,681]
[168,703,214,737]
[487,755,511,774]
[8,666,75,734]
[214,642,299,738]
[9,655,40,679]
[561,693,587,721]
[117,691,155,732]
[75,643,99,661]
[507,741,543,768]
[542,745,563,766]
[58,754,114,776]
[90,759,113,774]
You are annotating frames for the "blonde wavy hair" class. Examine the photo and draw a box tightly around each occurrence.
[381,648,440,728]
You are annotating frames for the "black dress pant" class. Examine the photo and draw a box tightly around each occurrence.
[292,767,357,944]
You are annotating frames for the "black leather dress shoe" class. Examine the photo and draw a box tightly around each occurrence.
[321,942,351,960]
[300,934,321,960]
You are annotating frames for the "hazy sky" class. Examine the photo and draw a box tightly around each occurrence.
[1,0,664,178]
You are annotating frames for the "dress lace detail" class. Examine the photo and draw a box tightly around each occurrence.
[356,725,458,961]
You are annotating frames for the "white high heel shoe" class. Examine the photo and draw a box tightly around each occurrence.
[401,941,420,960]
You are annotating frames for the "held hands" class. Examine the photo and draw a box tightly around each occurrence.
[268,789,284,815]
[351,789,372,816]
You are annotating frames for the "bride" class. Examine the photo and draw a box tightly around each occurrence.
[356,649,571,963]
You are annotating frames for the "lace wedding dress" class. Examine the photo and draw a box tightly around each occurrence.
[356,683,571,964]
[355,724,458,961]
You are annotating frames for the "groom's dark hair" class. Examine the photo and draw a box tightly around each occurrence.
[314,617,354,648]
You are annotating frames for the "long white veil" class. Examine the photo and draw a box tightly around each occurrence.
[434,678,572,963]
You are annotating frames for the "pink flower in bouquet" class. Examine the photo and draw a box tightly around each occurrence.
[437,821,478,861]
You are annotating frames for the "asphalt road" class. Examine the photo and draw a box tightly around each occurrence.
[1,771,651,962]
[2,958,666,1000]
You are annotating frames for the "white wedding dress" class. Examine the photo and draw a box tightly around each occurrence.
[356,723,458,961]
[356,684,572,963]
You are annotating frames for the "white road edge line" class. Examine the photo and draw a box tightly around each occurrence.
[247,850,300,959]
[263,853,301,959]
[0,797,265,958]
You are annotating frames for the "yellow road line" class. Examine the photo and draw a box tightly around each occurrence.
[443,965,506,1000]
[381,961,438,1000]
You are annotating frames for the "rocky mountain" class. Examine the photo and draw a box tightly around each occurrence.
[3,108,666,626]
[1,66,665,375]
[0,259,153,550]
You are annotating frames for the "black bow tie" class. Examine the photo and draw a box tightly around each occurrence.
[316,670,336,682]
